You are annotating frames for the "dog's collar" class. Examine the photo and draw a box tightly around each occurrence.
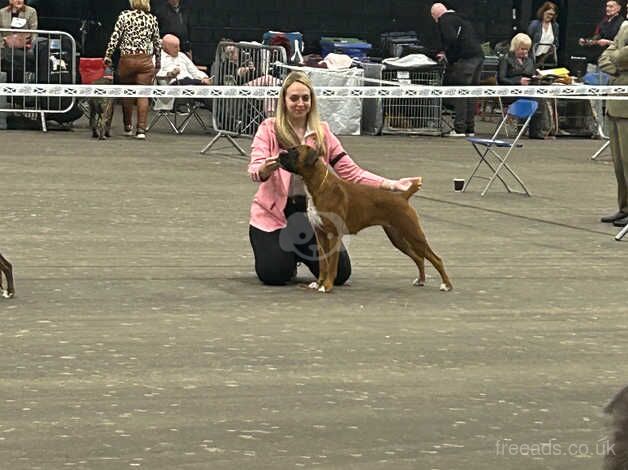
[317,166,329,192]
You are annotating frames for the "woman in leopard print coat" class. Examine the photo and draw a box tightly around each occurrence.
[104,0,161,139]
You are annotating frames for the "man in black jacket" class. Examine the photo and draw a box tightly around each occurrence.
[431,2,484,136]
[155,0,192,57]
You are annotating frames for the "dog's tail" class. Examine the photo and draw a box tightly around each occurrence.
[402,181,421,200]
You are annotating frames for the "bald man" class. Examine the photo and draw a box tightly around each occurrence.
[157,34,211,85]
[431,2,484,137]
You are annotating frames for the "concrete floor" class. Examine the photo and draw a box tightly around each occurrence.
[0,115,626,470]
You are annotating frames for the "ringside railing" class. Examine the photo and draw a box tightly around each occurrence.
[0,28,76,131]
[200,41,287,155]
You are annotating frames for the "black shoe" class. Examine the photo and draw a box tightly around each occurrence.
[601,211,627,223]
[613,215,628,227]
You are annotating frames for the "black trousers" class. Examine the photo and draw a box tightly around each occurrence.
[446,56,483,133]
[249,196,352,286]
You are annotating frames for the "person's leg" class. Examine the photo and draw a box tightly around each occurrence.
[134,55,155,133]
[613,118,628,214]
[174,77,203,86]
[465,58,483,134]
[117,56,136,132]
[447,62,467,134]
[249,225,298,285]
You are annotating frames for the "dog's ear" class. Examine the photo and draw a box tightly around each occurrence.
[305,146,319,167]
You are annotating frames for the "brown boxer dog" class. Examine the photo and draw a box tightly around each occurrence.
[278,145,452,293]
[0,252,14,298]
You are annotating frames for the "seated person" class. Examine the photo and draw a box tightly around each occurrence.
[0,0,37,49]
[157,34,211,86]
[579,0,623,52]
[498,33,552,139]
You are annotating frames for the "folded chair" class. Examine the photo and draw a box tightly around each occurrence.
[463,99,539,197]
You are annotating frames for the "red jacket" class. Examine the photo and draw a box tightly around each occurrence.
[248,118,384,231]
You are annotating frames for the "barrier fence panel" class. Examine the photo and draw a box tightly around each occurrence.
[0,28,76,131]
[201,41,287,155]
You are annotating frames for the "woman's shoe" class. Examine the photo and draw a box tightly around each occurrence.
[135,129,146,140]
[123,126,134,137]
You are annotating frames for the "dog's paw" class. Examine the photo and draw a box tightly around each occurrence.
[439,282,452,292]
[308,281,319,290]
[317,285,329,293]
[412,278,425,287]
[1,289,13,298]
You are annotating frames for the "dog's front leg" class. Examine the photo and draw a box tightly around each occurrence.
[103,100,114,138]
[308,228,335,293]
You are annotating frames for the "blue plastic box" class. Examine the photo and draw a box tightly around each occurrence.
[320,37,372,58]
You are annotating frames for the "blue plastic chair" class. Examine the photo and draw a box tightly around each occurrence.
[463,99,539,196]
[583,71,611,86]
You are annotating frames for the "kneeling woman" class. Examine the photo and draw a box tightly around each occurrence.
[248,71,422,285]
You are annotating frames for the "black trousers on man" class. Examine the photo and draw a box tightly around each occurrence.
[249,196,351,286]
[446,56,483,134]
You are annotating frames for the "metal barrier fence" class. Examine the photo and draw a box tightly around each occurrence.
[201,41,287,155]
[0,28,76,131]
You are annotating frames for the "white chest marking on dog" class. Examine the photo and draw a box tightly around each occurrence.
[304,187,323,227]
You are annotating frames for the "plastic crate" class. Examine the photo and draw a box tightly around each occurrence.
[320,37,372,58]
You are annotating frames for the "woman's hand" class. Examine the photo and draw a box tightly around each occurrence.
[382,176,422,192]
[259,156,280,180]
[521,77,531,85]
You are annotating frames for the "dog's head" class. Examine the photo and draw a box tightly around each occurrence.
[278,145,320,175]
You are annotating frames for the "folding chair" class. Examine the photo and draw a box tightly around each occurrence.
[147,77,209,135]
[463,99,539,197]
[147,94,181,134]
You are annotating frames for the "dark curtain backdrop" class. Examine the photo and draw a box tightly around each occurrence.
[32,0,604,68]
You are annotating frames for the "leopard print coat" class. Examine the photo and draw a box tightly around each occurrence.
[105,9,161,61]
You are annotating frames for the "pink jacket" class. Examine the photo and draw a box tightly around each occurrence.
[248,118,385,232]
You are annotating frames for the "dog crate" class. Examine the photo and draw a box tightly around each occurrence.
[381,63,445,136]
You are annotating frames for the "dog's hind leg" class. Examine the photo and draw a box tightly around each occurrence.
[422,244,452,291]
[383,225,426,286]
[0,253,14,298]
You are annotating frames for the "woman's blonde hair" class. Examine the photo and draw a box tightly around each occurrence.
[275,71,326,156]
[129,0,151,12]
[510,33,532,51]
[536,1,558,20]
